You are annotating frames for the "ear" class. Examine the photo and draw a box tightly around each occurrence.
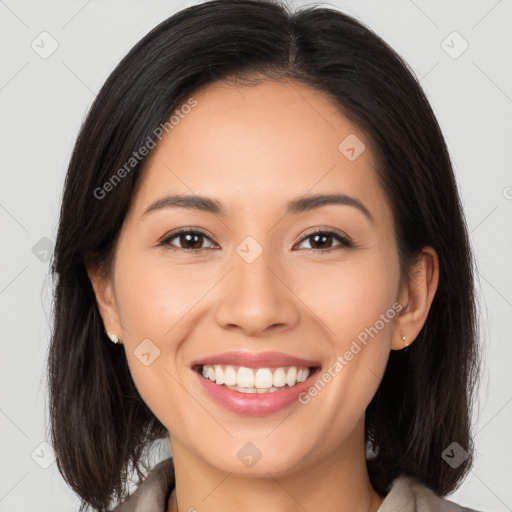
[86,260,122,340]
[391,246,439,350]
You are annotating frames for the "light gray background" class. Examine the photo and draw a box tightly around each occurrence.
[1,0,511,510]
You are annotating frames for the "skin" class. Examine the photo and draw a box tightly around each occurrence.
[88,78,439,512]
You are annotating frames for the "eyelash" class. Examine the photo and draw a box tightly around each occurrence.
[158,227,353,254]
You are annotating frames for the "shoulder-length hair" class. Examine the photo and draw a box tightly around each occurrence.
[48,0,480,510]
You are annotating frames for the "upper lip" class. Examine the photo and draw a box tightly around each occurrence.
[190,351,321,369]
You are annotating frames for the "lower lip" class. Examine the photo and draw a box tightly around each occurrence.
[193,367,320,416]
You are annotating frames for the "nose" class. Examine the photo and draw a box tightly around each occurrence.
[214,249,300,337]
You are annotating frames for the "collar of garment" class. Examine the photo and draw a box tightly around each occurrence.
[110,458,482,512]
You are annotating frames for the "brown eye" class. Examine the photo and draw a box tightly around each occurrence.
[161,229,216,251]
[296,230,352,252]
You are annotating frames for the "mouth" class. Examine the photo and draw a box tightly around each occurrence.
[190,351,322,416]
[192,364,321,394]
[192,354,321,416]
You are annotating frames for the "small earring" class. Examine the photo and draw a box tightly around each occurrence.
[402,335,409,346]
[107,331,120,344]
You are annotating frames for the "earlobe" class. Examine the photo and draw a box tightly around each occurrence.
[391,247,439,350]
[86,262,121,338]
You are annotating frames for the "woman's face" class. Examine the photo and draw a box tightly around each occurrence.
[95,79,407,476]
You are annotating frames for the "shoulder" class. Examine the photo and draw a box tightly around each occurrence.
[379,474,483,512]
[109,458,175,512]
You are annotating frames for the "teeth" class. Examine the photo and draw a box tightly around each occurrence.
[273,367,287,387]
[255,368,273,388]
[286,366,297,386]
[215,365,224,385]
[297,368,308,383]
[237,367,254,387]
[225,384,282,393]
[224,366,237,386]
[200,364,312,391]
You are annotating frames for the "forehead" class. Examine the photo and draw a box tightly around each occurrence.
[130,79,390,225]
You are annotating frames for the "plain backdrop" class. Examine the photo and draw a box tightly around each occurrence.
[0,0,511,510]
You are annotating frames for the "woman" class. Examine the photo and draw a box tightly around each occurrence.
[48,1,482,511]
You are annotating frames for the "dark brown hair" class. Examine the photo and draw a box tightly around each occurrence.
[48,0,480,510]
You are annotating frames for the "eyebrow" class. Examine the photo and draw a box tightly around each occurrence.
[142,193,374,224]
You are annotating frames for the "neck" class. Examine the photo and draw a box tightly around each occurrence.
[167,420,385,512]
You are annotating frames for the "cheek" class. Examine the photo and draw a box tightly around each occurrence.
[295,247,400,345]
[295,248,399,411]
[110,248,197,416]
[113,248,208,338]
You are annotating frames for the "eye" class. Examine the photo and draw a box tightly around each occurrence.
[295,229,353,252]
[159,228,217,251]
[159,227,353,253]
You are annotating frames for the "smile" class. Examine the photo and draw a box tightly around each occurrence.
[190,351,322,415]
[198,364,313,393]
